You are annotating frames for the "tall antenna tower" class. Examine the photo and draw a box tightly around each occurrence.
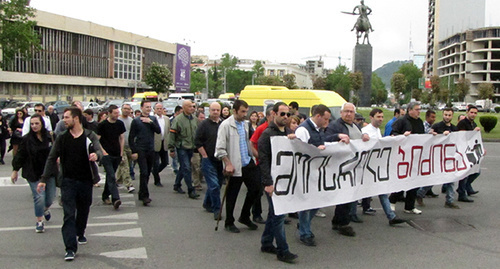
[409,23,415,61]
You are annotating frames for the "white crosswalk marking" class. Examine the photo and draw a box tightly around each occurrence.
[90,227,143,237]
[100,247,148,259]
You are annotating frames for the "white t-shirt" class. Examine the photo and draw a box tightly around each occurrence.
[361,124,382,139]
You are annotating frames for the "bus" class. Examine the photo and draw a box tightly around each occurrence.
[239,85,346,119]
[131,91,159,102]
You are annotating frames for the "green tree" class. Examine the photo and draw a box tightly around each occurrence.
[190,68,206,93]
[226,69,253,93]
[349,72,363,105]
[391,73,407,105]
[371,73,387,105]
[325,65,351,101]
[252,60,265,77]
[144,62,173,94]
[220,53,238,71]
[313,76,326,89]
[395,63,422,97]
[456,78,471,102]
[477,83,494,99]
[411,88,422,101]
[0,0,41,67]
[429,75,441,105]
[283,74,298,89]
[255,75,283,86]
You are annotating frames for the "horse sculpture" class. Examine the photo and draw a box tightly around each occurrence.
[353,16,370,45]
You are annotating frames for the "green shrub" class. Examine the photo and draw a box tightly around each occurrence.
[495,106,500,113]
[479,115,498,133]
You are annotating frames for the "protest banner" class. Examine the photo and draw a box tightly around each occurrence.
[271,131,484,215]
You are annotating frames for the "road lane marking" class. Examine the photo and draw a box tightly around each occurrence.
[0,221,138,232]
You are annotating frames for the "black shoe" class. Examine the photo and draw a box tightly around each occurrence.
[288,212,298,219]
[188,191,200,199]
[332,225,356,237]
[238,218,258,230]
[261,245,278,254]
[350,215,363,223]
[0,159,4,165]
[389,217,407,226]
[113,200,121,210]
[468,190,479,195]
[426,193,439,198]
[277,251,298,263]
[296,223,314,238]
[284,218,291,225]
[77,236,87,245]
[173,186,185,194]
[155,183,164,187]
[458,197,474,203]
[142,197,152,206]
[64,250,75,261]
[225,224,240,233]
[253,216,266,224]
[299,236,316,246]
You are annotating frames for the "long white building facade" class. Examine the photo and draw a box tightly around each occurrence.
[0,10,180,102]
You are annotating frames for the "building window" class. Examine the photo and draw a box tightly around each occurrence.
[114,43,142,81]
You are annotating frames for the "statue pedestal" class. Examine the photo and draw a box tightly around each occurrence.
[352,44,372,107]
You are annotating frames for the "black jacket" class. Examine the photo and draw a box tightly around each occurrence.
[391,114,425,135]
[12,133,52,182]
[257,121,291,186]
[325,118,362,142]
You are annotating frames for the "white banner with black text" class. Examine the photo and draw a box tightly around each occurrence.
[270,131,484,215]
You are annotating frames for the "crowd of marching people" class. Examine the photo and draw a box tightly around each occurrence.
[4,99,482,263]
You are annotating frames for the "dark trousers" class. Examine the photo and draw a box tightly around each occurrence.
[0,138,5,161]
[153,141,168,185]
[252,167,263,218]
[389,188,418,211]
[61,178,93,252]
[225,160,260,226]
[101,155,121,202]
[137,149,155,200]
[261,193,289,256]
[332,203,351,226]
[458,172,480,199]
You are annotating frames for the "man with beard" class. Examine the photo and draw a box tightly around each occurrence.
[38,107,102,261]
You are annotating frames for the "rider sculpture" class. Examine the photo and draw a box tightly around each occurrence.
[350,0,373,45]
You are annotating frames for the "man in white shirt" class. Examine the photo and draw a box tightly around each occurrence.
[361,108,406,226]
[22,103,52,136]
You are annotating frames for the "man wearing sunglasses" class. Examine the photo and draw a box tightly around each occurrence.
[22,103,53,136]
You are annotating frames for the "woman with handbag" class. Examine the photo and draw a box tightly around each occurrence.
[11,114,55,233]
[0,113,9,164]
[8,108,27,156]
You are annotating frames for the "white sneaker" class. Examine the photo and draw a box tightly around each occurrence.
[404,208,422,215]
[390,203,396,211]
[127,186,136,193]
[315,210,326,218]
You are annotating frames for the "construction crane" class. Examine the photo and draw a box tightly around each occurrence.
[338,52,351,66]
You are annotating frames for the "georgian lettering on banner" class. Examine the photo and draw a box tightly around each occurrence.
[270,131,484,215]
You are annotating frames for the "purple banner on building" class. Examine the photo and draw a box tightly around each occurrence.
[175,44,191,92]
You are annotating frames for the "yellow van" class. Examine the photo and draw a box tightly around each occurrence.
[239,85,346,119]
[131,91,159,102]
[218,93,236,101]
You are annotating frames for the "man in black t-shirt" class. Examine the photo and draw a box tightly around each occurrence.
[456,105,481,202]
[97,105,126,210]
[429,108,460,209]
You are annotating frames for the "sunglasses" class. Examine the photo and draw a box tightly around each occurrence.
[280,112,291,117]
[35,109,43,112]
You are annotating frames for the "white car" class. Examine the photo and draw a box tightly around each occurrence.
[82,101,103,114]
[1,101,38,119]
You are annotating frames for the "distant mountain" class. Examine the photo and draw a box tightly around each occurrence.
[374,60,410,89]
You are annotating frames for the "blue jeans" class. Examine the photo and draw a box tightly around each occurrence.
[101,155,121,202]
[443,183,455,203]
[298,208,318,239]
[60,178,93,252]
[378,194,396,220]
[201,158,223,214]
[417,186,433,198]
[174,148,194,192]
[458,172,480,199]
[261,193,289,256]
[172,150,179,174]
[28,177,56,217]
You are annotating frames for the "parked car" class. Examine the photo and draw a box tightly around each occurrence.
[81,101,103,114]
[163,99,181,116]
[123,101,155,116]
[45,100,71,115]
[102,99,129,111]
[1,101,38,119]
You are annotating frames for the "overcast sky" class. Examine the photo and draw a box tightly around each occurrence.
[30,0,428,70]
